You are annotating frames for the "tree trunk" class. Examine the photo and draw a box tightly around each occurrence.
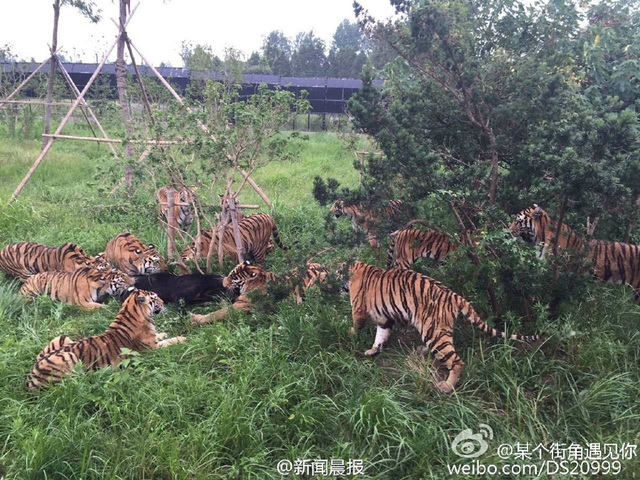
[42,0,60,149]
[488,127,499,205]
[115,0,134,195]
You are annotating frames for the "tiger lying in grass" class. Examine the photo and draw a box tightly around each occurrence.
[190,261,330,325]
[26,288,185,389]
[20,267,134,309]
[347,261,539,393]
[102,233,166,276]
[0,242,95,281]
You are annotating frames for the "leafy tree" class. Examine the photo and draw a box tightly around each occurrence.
[327,19,368,77]
[43,0,101,147]
[291,31,327,77]
[180,41,222,71]
[262,31,292,75]
[245,51,270,74]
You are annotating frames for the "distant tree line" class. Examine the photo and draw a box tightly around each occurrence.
[180,19,387,78]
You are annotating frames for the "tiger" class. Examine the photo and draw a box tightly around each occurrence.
[387,222,483,269]
[510,204,586,259]
[330,199,406,248]
[347,261,539,393]
[512,205,640,298]
[102,233,166,276]
[190,261,329,324]
[0,242,94,282]
[156,185,196,233]
[19,267,134,309]
[181,213,289,267]
[25,288,185,389]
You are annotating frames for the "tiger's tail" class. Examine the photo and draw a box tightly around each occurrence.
[271,224,291,251]
[459,301,539,343]
[387,230,399,268]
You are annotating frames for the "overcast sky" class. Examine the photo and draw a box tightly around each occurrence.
[1,0,397,67]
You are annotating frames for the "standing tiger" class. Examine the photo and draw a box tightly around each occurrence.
[156,185,196,233]
[190,261,329,324]
[347,261,539,393]
[102,233,166,276]
[25,288,185,389]
[181,213,289,267]
[509,204,585,259]
[330,199,406,248]
[387,222,483,269]
[0,242,94,281]
[20,267,134,309]
[512,204,640,298]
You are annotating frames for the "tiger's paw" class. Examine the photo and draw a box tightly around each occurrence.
[364,347,380,357]
[434,380,454,394]
[190,312,211,325]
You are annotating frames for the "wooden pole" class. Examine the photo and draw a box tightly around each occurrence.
[8,5,139,204]
[55,56,119,157]
[0,56,53,103]
[227,193,245,264]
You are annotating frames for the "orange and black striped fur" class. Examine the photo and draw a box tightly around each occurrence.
[387,222,483,269]
[348,261,538,393]
[20,267,134,309]
[102,233,166,276]
[190,261,329,324]
[510,204,585,259]
[387,224,456,269]
[330,199,405,248]
[181,213,288,267]
[25,289,185,389]
[0,242,94,282]
[512,205,640,298]
[156,185,195,233]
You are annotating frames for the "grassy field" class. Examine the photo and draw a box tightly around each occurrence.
[0,133,639,479]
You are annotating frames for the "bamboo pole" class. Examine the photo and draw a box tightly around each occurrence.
[8,5,139,204]
[41,133,184,144]
[55,56,119,157]
[0,100,76,107]
[0,54,57,103]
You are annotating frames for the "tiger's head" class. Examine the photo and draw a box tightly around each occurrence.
[330,200,346,218]
[223,261,270,296]
[122,287,165,316]
[138,244,166,274]
[102,269,135,298]
[510,204,546,244]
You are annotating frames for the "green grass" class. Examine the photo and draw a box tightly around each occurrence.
[1,134,639,479]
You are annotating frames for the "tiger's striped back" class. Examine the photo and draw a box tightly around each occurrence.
[387,227,456,269]
[26,289,172,389]
[103,233,166,276]
[181,213,288,266]
[0,242,93,282]
[348,261,538,393]
[330,199,406,248]
[156,186,195,233]
[20,267,134,309]
[588,239,640,298]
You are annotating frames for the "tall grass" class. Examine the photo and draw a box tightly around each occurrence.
[0,134,639,479]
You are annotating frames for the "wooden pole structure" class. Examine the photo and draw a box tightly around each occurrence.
[8,4,139,205]
[0,53,60,104]
[127,39,273,208]
[54,56,119,157]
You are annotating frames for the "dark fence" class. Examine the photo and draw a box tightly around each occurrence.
[1,62,382,115]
